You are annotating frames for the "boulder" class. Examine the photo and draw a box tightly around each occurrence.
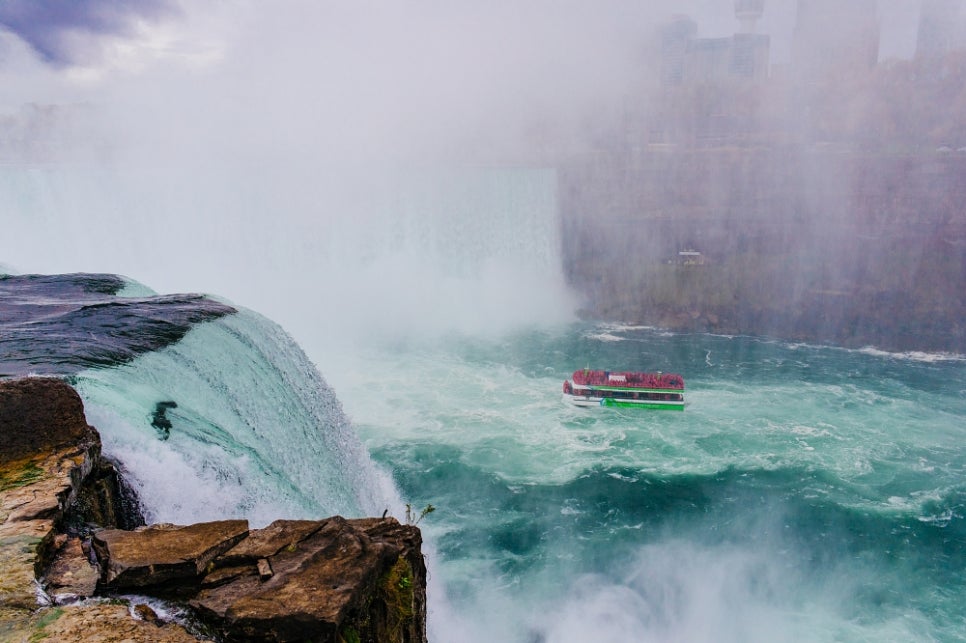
[0,378,92,464]
[44,536,99,604]
[90,516,428,641]
[192,516,426,643]
[93,520,250,591]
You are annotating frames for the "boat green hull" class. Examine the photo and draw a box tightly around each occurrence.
[564,393,685,410]
[600,397,684,410]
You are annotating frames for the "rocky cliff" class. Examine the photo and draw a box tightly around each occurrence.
[0,377,427,643]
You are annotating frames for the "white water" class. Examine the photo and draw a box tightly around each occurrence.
[2,159,580,640]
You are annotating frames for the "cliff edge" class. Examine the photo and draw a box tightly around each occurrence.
[0,377,427,643]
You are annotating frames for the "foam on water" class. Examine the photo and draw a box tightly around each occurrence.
[7,293,958,641]
[531,539,939,643]
[856,346,966,363]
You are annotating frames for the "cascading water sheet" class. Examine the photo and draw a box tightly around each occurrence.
[73,308,399,527]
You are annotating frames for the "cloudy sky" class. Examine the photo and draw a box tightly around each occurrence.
[0,0,930,165]
[0,0,178,66]
[0,1,924,72]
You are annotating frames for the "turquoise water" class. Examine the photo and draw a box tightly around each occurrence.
[320,324,966,643]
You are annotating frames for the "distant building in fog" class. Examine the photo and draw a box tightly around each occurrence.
[652,6,770,146]
[659,8,770,86]
[661,15,698,85]
[675,249,706,266]
[792,0,879,80]
[917,0,966,58]
[732,34,770,78]
[685,37,736,82]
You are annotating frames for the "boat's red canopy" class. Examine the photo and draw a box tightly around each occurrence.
[570,369,684,390]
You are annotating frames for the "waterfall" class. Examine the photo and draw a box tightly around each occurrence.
[72,305,399,527]
[0,163,577,350]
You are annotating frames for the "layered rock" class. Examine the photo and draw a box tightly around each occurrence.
[90,517,426,642]
[0,377,136,639]
[0,379,103,598]
[0,377,428,642]
[0,376,93,465]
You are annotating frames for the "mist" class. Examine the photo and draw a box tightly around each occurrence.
[2,0,964,353]
[1,1,682,348]
[1,1,694,162]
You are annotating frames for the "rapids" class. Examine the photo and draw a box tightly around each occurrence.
[319,326,966,642]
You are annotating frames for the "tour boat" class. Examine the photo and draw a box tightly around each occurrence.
[562,369,685,410]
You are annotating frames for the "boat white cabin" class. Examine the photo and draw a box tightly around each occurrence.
[563,369,685,410]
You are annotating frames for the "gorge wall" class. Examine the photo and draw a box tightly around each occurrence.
[559,147,966,352]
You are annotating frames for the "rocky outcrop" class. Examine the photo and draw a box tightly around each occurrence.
[0,377,137,640]
[94,520,251,592]
[0,380,103,588]
[89,517,427,642]
[0,377,93,465]
[0,377,428,642]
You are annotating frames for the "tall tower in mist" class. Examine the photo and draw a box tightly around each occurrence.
[917,0,966,58]
[792,0,879,80]
[735,0,766,33]
[733,0,770,79]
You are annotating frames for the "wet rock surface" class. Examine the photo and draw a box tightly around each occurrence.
[192,517,426,642]
[94,520,251,592]
[0,376,93,464]
[44,536,99,604]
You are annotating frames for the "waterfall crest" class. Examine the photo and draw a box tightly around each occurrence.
[74,306,398,527]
